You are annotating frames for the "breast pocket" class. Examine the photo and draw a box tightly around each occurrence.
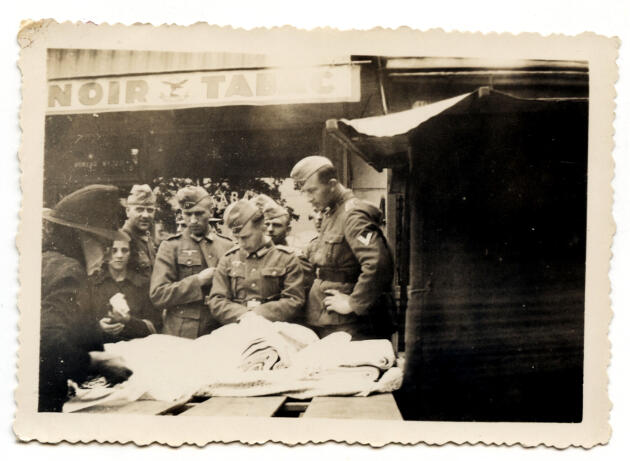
[177,250,203,277]
[228,264,246,298]
[261,266,286,300]
[323,234,345,263]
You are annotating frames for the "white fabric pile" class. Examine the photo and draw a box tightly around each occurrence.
[64,315,402,412]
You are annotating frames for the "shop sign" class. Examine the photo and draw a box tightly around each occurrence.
[47,65,360,114]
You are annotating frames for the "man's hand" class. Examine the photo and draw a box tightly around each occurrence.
[99,317,125,336]
[196,267,216,286]
[324,289,353,315]
[89,351,133,384]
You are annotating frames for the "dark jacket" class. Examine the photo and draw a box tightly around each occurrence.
[150,228,233,338]
[39,251,104,412]
[88,268,162,341]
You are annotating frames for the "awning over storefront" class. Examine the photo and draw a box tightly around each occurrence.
[324,87,588,171]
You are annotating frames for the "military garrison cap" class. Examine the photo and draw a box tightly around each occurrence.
[290,156,333,187]
[224,200,262,235]
[263,202,289,221]
[251,194,289,220]
[176,186,214,210]
[126,184,156,206]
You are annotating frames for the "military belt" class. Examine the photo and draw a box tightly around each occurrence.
[316,267,359,284]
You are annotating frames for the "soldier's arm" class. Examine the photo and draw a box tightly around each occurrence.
[253,253,305,321]
[208,256,248,324]
[149,241,204,308]
[343,210,394,315]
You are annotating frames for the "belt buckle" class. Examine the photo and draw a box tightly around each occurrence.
[247,299,261,309]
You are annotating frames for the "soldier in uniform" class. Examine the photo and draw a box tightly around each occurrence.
[209,200,305,325]
[252,194,316,300]
[251,194,293,247]
[122,184,158,277]
[291,156,396,340]
[304,208,324,261]
[150,186,233,338]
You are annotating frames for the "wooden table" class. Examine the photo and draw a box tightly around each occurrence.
[302,394,403,420]
[72,393,403,420]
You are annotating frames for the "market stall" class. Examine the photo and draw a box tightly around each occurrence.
[325,87,588,422]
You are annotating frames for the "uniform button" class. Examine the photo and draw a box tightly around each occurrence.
[272,270,277,275]
[187,260,192,265]
[251,283,256,288]
[251,268,256,272]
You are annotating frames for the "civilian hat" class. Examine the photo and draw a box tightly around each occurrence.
[43,185,129,242]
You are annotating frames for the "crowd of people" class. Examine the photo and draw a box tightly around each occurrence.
[39,155,396,412]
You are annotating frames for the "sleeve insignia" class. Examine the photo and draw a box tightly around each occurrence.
[357,231,373,246]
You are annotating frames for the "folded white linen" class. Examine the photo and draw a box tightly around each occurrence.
[63,316,400,411]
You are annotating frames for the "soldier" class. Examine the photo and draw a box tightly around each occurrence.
[304,208,324,261]
[209,200,305,325]
[251,194,293,247]
[122,184,158,277]
[291,156,396,340]
[150,186,233,338]
[252,194,316,299]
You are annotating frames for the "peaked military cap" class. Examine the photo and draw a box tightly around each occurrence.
[43,184,129,242]
[126,184,156,206]
[176,185,214,210]
[225,200,262,235]
[290,156,333,187]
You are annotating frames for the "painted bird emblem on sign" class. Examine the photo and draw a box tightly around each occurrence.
[161,79,188,97]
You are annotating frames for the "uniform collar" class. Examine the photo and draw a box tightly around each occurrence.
[186,228,215,243]
[328,188,354,214]
[246,238,273,259]
[123,220,151,241]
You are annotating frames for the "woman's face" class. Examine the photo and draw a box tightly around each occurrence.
[108,239,130,271]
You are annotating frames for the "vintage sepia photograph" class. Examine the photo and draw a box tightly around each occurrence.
[14,22,616,447]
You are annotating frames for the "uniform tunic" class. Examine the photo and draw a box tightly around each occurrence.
[307,190,395,340]
[39,251,104,412]
[150,228,233,338]
[275,236,315,300]
[88,268,162,341]
[123,221,157,278]
[209,240,305,324]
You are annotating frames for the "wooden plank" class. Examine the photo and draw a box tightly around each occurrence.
[73,399,184,415]
[281,401,310,413]
[302,393,403,420]
[180,396,287,417]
